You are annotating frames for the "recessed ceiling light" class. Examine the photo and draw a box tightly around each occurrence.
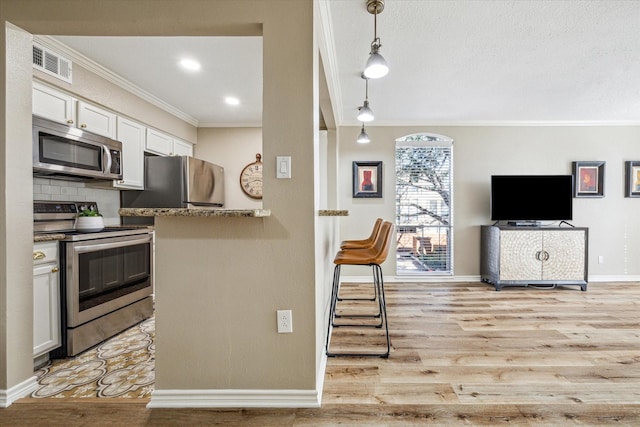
[179,58,201,71]
[225,96,240,106]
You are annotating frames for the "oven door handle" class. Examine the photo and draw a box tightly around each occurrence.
[102,144,113,175]
[73,236,151,253]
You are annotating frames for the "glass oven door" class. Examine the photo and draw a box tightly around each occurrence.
[65,233,153,327]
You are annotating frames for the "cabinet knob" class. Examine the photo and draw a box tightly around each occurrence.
[118,180,124,184]
[33,251,46,260]
[51,267,59,273]
[80,124,87,128]
[67,119,74,124]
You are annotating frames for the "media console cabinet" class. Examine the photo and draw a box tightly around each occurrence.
[480,225,588,291]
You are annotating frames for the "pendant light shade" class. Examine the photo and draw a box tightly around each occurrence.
[357,124,371,144]
[364,41,388,79]
[363,0,388,79]
[357,100,374,122]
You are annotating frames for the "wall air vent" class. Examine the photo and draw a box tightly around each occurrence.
[33,43,72,83]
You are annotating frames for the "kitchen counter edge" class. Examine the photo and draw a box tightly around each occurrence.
[34,233,66,242]
[318,210,349,216]
[119,208,271,218]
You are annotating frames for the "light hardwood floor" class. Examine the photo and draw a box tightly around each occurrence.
[3,281,640,426]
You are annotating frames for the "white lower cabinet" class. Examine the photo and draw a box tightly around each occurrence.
[33,241,61,360]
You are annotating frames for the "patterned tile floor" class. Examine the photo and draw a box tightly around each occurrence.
[31,317,155,399]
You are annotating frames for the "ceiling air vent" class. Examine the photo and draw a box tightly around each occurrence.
[33,43,72,83]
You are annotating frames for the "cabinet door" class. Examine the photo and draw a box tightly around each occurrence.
[542,230,586,280]
[145,128,173,156]
[116,117,145,189]
[77,101,117,138]
[172,138,193,157]
[33,262,60,357]
[499,230,543,280]
[32,82,76,125]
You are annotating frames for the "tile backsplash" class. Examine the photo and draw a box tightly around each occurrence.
[33,178,121,225]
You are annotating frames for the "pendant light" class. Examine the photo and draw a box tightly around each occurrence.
[357,123,371,144]
[363,0,388,79]
[357,76,374,122]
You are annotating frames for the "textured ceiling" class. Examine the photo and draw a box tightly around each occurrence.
[52,1,640,127]
[329,0,640,125]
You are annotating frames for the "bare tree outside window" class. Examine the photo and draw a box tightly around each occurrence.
[395,134,453,274]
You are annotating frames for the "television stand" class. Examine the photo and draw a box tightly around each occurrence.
[480,225,588,291]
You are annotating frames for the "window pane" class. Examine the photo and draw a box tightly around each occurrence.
[395,137,453,275]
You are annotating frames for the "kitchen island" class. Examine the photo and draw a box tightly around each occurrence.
[118,206,327,408]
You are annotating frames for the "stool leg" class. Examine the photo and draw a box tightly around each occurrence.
[325,264,341,354]
[333,264,382,326]
[375,263,390,358]
[326,263,390,358]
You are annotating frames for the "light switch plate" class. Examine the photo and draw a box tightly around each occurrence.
[276,156,291,179]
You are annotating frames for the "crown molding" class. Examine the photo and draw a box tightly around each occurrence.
[34,35,199,127]
[341,120,640,127]
[317,0,343,126]
[198,121,262,128]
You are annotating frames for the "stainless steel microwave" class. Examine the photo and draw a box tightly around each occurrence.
[32,116,123,181]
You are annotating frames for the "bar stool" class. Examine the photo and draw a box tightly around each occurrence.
[325,221,394,358]
[337,218,383,303]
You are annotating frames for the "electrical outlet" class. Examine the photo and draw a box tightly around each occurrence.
[277,309,293,333]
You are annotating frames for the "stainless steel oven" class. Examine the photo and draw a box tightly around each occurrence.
[35,201,153,358]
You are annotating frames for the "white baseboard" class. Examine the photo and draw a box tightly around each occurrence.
[588,275,640,282]
[0,376,37,408]
[341,275,481,283]
[342,275,640,284]
[148,388,321,409]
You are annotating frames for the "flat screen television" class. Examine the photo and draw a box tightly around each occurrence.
[490,175,573,221]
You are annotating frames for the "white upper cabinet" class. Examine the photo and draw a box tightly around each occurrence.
[32,81,76,125]
[33,82,117,139]
[77,100,117,139]
[145,128,174,156]
[173,138,194,157]
[115,117,145,189]
[146,128,193,157]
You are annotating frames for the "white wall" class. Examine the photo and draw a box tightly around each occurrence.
[338,125,640,281]
[195,127,262,210]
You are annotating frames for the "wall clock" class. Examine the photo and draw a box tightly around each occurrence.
[240,153,263,199]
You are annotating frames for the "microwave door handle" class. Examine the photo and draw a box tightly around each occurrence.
[102,145,112,174]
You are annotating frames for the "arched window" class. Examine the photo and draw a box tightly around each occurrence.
[395,133,453,275]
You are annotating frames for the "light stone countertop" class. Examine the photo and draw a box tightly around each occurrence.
[318,210,349,216]
[119,208,271,218]
[33,233,66,242]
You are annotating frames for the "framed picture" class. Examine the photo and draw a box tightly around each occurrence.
[625,161,640,198]
[572,161,605,198]
[352,161,382,198]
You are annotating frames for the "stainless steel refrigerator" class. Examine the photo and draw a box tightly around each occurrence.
[121,155,225,225]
